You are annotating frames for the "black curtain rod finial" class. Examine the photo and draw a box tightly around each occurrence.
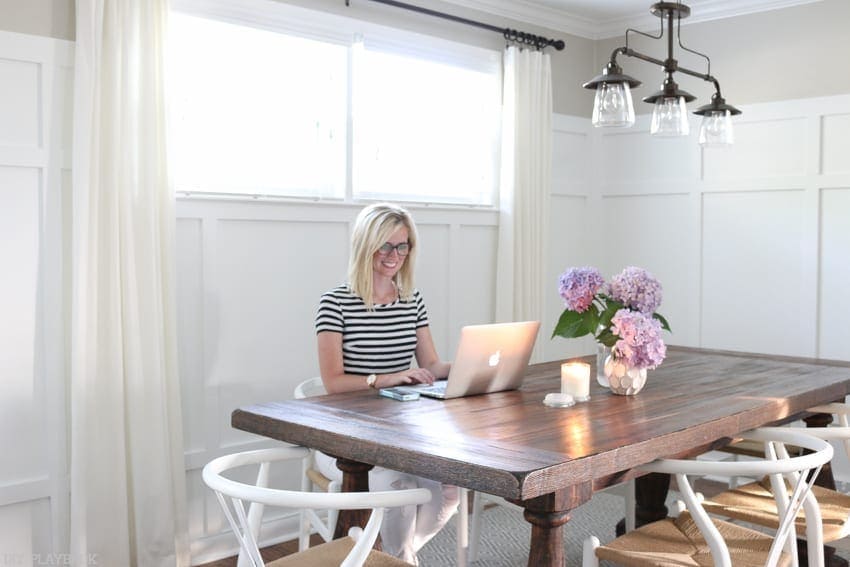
[347,0,565,51]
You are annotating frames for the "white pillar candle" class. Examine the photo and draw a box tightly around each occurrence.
[561,361,591,401]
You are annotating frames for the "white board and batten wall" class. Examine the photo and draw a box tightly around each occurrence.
[3,27,850,564]
[559,96,850,362]
[0,30,73,563]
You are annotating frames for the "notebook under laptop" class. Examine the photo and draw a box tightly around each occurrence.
[398,320,540,399]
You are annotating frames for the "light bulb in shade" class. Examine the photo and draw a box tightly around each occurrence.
[698,109,734,147]
[650,96,689,137]
[591,82,635,128]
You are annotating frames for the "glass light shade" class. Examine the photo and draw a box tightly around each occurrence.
[650,96,689,137]
[698,109,734,147]
[591,82,635,128]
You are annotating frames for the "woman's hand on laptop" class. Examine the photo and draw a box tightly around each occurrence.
[395,368,437,386]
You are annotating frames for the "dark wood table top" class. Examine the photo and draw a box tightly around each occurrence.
[233,346,850,504]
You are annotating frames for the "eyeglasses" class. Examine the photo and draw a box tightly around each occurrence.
[377,242,411,257]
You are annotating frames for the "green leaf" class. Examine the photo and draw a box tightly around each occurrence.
[580,308,600,336]
[598,299,625,329]
[552,309,593,339]
[653,312,672,332]
[596,328,619,348]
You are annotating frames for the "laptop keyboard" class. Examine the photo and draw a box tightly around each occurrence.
[400,381,447,396]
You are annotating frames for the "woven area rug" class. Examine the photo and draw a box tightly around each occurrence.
[418,491,625,566]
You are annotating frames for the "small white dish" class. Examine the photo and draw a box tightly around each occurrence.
[543,392,576,408]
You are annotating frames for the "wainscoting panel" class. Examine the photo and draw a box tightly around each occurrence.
[0,57,40,148]
[701,189,810,355]
[545,193,597,361]
[703,117,809,181]
[451,224,498,347]
[176,218,206,454]
[599,127,699,190]
[600,193,698,347]
[0,29,73,561]
[552,127,590,192]
[415,222,452,356]
[820,187,850,360]
[0,166,43,483]
[822,113,850,175]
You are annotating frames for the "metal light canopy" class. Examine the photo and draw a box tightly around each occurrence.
[582,1,741,146]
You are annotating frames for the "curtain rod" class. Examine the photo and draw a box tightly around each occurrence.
[344,0,566,51]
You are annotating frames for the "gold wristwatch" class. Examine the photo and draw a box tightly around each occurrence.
[366,373,378,388]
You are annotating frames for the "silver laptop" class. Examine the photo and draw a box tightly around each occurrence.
[399,321,540,399]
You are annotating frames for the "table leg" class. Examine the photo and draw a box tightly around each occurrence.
[520,487,590,567]
[616,472,670,536]
[333,457,374,540]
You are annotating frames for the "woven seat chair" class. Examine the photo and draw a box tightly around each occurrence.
[294,377,342,550]
[297,377,474,565]
[702,403,850,562]
[203,446,431,567]
[582,427,833,567]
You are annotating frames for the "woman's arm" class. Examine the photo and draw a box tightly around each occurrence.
[317,331,437,393]
[414,326,451,379]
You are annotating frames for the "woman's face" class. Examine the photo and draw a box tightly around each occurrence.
[372,226,409,281]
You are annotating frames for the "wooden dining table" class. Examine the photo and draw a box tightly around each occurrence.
[232,346,850,566]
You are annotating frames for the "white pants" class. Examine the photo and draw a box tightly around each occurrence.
[315,451,459,565]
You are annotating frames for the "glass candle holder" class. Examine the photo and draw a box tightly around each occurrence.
[561,361,591,402]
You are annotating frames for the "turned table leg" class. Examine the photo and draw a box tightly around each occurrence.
[520,486,590,567]
[616,472,670,536]
[333,457,374,540]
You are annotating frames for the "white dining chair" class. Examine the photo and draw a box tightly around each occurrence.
[582,427,833,567]
[294,376,342,550]
[297,376,474,566]
[702,405,850,562]
[203,446,431,567]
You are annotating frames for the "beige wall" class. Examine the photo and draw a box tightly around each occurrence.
[3,0,849,117]
[593,0,850,114]
[0,0,74,40]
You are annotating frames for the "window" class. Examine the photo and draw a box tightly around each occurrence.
[168,0,502,206]
[168,13,348,198]
[352,41,501,205]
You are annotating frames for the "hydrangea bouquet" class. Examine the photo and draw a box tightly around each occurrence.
[553,266,670,371]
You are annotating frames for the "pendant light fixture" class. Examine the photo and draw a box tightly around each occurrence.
[582,2,741,146]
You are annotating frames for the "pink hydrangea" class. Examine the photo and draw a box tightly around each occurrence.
[558,267,604,313]
[608,266,663,314]
[610,309,666,369]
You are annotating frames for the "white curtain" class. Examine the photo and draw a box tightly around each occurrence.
[70,1,189,565]
[496,46,553,360]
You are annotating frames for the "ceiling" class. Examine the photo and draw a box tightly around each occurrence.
[439,0,824,39]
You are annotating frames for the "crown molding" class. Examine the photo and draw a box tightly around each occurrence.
[438,0,824,40]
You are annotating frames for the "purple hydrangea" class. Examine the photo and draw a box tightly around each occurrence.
[610,309,666,369]
[558,267,605,313]
[608,266,663,314]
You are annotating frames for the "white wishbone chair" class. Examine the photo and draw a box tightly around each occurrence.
[203,446,431,567]
[582,427,833,567]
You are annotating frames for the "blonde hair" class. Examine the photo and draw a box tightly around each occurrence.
[349,203,418,310]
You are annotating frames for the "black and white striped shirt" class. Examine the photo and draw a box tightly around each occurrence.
[315,284,429,376]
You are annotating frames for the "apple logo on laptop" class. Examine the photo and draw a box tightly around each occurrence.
[488,350,501,367]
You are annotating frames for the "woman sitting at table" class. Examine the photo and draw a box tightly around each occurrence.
[314,202,458,565]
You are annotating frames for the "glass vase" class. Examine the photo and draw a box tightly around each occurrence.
[603,352,648,395]
[596,344,610,388]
